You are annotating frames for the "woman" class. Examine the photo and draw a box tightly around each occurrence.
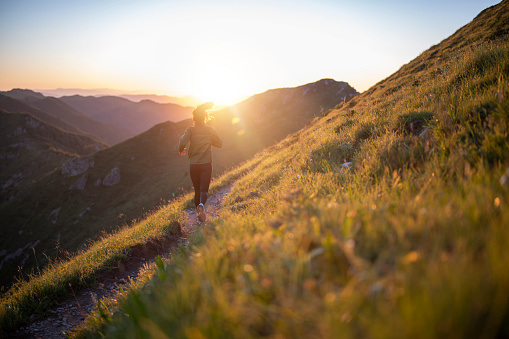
[178,102,222,222]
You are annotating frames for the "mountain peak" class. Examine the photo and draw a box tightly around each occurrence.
[1,89,46,103]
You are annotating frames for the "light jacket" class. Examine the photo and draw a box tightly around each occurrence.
[178,125,222,164]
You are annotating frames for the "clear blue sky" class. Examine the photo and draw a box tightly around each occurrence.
[0,0,500,104]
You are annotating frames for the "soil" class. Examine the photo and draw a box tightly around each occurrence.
[7,184,233,339]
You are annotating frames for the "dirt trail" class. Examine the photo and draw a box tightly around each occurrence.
[9,183,234,339]
[183,184,233,236]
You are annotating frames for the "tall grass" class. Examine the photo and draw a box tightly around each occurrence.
[74,38,509,338]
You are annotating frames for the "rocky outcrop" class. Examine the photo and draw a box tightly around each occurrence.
[2,172,23,189]
[25,116,40,128]
[103,167,121,186]
[62,157,94,177]
[49,207,61,224]
[0,240,40,271]
[69,174,87,190]
[11,127,27,137]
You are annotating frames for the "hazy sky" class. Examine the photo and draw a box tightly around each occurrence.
[0,0,500,104]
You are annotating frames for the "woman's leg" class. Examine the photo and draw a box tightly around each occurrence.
[189,164,201,207]
[199,163,213,205]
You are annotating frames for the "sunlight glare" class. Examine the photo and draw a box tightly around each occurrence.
[186,42,253,106]
[195,63,243,106]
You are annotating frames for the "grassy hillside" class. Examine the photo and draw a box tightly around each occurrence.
[66,1,508,338]
[0,119,188,291]
[0,111,110,288]
[0,159,260,335]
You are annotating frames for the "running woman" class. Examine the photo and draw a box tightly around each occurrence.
[178,102,222,222]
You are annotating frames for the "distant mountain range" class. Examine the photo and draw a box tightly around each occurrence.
[1,90,132,145]
[36,88,201,107]
[0,78,358,289]
[0,93,89,137]
[59,95,193,134]
[1,89,196,143]
[118,94,199,107]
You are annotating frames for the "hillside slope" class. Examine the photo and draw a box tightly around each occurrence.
[0,89,45,103]
[0,110,109,287]
[211,79,358,167]
[0,110,108,202]
[0,119,186,290]
[119,93,200,107]
[70,1,508,338]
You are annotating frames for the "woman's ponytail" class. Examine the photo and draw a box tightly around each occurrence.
[193,102,214,123]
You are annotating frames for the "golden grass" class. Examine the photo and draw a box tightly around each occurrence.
[71,37,509,338]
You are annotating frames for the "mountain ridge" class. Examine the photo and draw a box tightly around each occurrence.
[59,95,194,134]
[37,88,201,106]
[1,90,133,145]
[28,96,133,145]
[0,93,88,137]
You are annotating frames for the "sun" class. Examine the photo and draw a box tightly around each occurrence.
[193,64,248,106]
[188,47,250,107]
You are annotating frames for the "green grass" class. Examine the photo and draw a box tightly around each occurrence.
[69,28,509,338]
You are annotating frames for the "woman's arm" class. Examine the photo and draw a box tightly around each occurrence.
[211,128,222,148]
[178,127,191,153]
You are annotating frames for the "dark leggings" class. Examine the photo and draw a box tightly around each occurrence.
[190,163,212,207]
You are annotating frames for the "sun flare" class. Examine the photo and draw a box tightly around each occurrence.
[191,66,249,106]
[187,46,251,106]
[195,66,245,106]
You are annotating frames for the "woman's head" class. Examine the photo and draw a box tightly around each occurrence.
[193,102,214,125]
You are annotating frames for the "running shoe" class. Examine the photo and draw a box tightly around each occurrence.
[197,203,207,222]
